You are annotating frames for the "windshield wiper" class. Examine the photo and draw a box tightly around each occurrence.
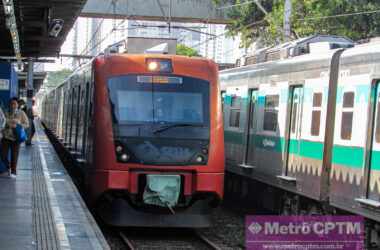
[153,123,204,134]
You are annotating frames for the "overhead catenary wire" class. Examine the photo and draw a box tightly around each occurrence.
[193,6,380,51]
[79,1,114,56]
[89,20,128,53]
[296,9,380,21]
[79,22,140,64]
[190,19,266,50]
[74,3,380,68]
[217,0,255,10]
[131,24,217,37]
[79,1,149,59]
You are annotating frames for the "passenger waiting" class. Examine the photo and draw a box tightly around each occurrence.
[1,98,29,178]
[25,99,36,146]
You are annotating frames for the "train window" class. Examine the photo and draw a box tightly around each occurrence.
[343,92,354,108]
[229,96,241,127]
[313,93,322,107]
[231,95,240,108]
[263,95,279,132]
[229,110,240,127]
[249,92,257,129]
[69,88,76,145]
[221,91,226,111]
[291,96,298,133]
[311,93,322,136]
[341,92,355,140]
[221,91,226,104]
[82,82,90,155]
[311,111,321,135]
[375,96,380,143]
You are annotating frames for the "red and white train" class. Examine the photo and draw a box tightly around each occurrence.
[41,53,225,227]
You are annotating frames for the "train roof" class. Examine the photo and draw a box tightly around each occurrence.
[46,53,217,95]
[220,49,335,81]
[98,53,215,65]
[340,40,380,66]
[220,39,380,81]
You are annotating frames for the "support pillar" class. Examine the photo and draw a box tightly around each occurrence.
[284,0,292,41]
[27,58,34,108]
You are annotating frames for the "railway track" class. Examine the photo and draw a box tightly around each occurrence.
[118,229,225,250]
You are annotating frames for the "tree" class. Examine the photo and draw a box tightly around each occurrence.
[176,44,200,56]
[215,0,380,47]
[45,69,72,89]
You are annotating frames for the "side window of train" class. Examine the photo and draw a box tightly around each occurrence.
[263,95,279,132]
[376,91,380,143]
[89,70,95,120]
[311,93,322,136]
[341,91,355,140]
[229,96,241,128]
[221,91,226,110]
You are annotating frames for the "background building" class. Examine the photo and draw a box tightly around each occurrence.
[57,18,241,69]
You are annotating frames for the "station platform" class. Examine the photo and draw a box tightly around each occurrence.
[0,122,110,250]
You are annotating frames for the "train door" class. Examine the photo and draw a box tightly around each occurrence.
[63,91,69,142]
[69,87,75,146]
[286,86,304,176]
[74,85,81,152]
[367,81,380,201]
[81,81,90,157]
[243,89,258,167]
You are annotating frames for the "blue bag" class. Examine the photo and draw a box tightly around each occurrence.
[0,142,10,173]
[14,124,27,143]
[0,156,7,172]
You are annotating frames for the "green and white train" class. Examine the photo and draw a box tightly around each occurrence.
[221,40,380,243]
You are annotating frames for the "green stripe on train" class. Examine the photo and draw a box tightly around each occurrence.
[224,130,380,170]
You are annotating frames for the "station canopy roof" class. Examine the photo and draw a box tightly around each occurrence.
[0,0,86,58]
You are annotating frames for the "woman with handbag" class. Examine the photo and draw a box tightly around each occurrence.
[1,97,29,178]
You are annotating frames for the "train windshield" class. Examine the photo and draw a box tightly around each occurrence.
[107,74,210,139]
[115,90,204,124]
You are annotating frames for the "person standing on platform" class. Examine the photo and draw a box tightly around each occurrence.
[25,99,36,146]
[0,107,6,175]
[1,97,29,178]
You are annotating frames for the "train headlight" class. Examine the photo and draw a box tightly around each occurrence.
[196,155,204,163]
[120,153,130,162]
[116,145,123,153]
[147,61,159,71]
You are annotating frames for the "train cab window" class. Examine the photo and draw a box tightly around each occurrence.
[263,95,279,132]
[341,91,355,140]
[311,93,322,136]
[108,74,210,135]
[229,96,241,128]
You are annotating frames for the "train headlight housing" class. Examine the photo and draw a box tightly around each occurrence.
[146,58,173,73]
[115,142,131,163]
